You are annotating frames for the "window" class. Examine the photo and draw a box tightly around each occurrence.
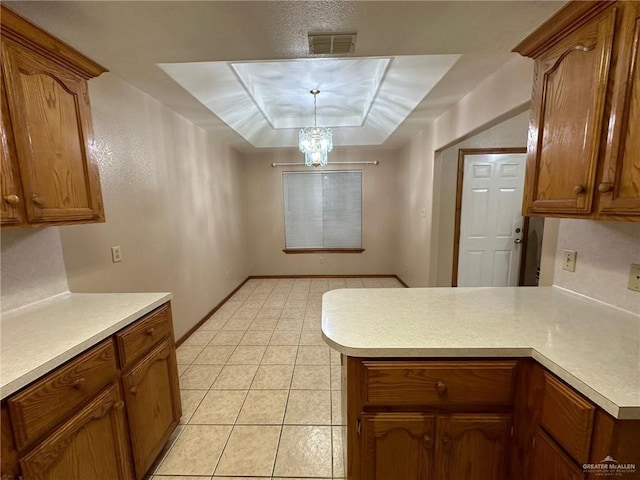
[283,171,362,251]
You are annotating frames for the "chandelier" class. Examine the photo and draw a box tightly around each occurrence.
[299,89,333,167]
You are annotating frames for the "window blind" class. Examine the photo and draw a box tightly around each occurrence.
[283,171,362,249]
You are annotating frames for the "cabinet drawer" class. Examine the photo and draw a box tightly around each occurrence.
[531,429,585,480]
[7,340,117,450]
[362,361,516,407]
[541,372,595,464]
[116,304,172,368]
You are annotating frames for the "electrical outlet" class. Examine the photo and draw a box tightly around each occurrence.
[319,256,324,265]
[628,263,640,292]
[562,250,577,272]
[111,246,122,263]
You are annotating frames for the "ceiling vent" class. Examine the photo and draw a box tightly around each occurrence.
[308,33,357,55]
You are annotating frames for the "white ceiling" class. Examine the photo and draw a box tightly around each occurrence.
[6,1,566,151]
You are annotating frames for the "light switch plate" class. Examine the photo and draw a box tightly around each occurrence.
[562,250,577,272]
[628,263,640,292]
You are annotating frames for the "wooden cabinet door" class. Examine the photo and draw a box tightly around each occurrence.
[600,2,640,217]
[524,7,616,215]
[0,59,23,225]
[1,38,103,224]
[122,339,181,479]
[19,383,134,480]
[434,414,511,480]
[531,429,585,480]
[362,413,434,480]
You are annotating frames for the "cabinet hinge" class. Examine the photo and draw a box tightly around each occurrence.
[356,418,362,436]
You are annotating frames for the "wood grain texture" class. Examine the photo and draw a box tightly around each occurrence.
[19,383,134,480]
[0,60,23,226]
[524,7,616,215]
[588,409,640,480]
[540,372,595,464]
[514,1,615,58]
[362,361,516,407]
[361,413,434,480]
[7,340,117,451]
[2,39,104,224]
[1,404,20,480]
[0,5,107,79]
[600,2,640,216]
[434,414,511,480]
[347,356,365,480]
[116,304,171,368]
[531,429,585,480]
[122,339,181,480]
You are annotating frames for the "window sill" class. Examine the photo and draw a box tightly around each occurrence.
[282,248,365,254]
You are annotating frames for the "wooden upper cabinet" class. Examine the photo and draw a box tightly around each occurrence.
[0,5,107,227]
[362,413,434,480]
[434,414,511,480]
[600,2,640,215]
[515,1,640,220]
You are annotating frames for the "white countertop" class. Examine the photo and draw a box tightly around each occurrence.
[321,286,640,420]
[1,291,171,399]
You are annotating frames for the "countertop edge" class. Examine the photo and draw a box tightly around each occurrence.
[0,293,172,399]
[321,332,636,420]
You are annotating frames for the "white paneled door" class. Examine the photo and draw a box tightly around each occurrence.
[457,153,527,287]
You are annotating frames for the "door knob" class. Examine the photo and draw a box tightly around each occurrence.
[573,184,586,195]
[598,182,613,193]
[514,238,522,244]
[4,194,19,205]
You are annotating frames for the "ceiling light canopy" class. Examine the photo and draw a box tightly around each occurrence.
[299,89,333,167]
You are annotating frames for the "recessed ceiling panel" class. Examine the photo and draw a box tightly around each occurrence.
[231,58,389,129]
[159,54,460,148]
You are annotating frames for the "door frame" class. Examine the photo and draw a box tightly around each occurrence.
[451,147,529,287]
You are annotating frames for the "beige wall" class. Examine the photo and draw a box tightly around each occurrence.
[1,228,68,311]
[396,57,535,287]
[56,74,249,339]
[434,110,531,286]
[243,148,400,276]
[552,220,640,313]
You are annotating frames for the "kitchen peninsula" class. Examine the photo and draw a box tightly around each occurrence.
[322,287,640,480]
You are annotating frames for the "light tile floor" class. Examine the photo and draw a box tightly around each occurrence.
[150,276,402,480]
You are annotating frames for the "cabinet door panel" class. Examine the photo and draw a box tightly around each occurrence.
[435,414,511,480]
[0,59,23,225]
[122,339,181,479]
[1,39,103,223]
[19,383,133,480]
[525,7,616,214]
[362,413,434,480]
[531,429,584,480]
[601,2,640,216]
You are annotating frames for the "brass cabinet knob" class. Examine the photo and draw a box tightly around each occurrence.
[130,386,138,395]
[32,195,45,206]
[114,401,125,410]
[573,184,586,195]
[598,182,613,193]
[423,434,433,448]
[146,327,155,337]
[4,194,19,205]
[435,381,448,396]
[442,436,452,450]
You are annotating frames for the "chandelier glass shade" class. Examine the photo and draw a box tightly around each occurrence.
[299,90,333,167]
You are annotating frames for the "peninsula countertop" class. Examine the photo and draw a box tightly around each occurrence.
[1,291,172,399]
[321,286,640,420]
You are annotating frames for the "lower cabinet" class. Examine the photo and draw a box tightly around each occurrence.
[0,302,181,480]
[361,412,511,480]
[434,414,511,480]
[123,340,181,479]
[19,383,133,480]
[530,429,584,480]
